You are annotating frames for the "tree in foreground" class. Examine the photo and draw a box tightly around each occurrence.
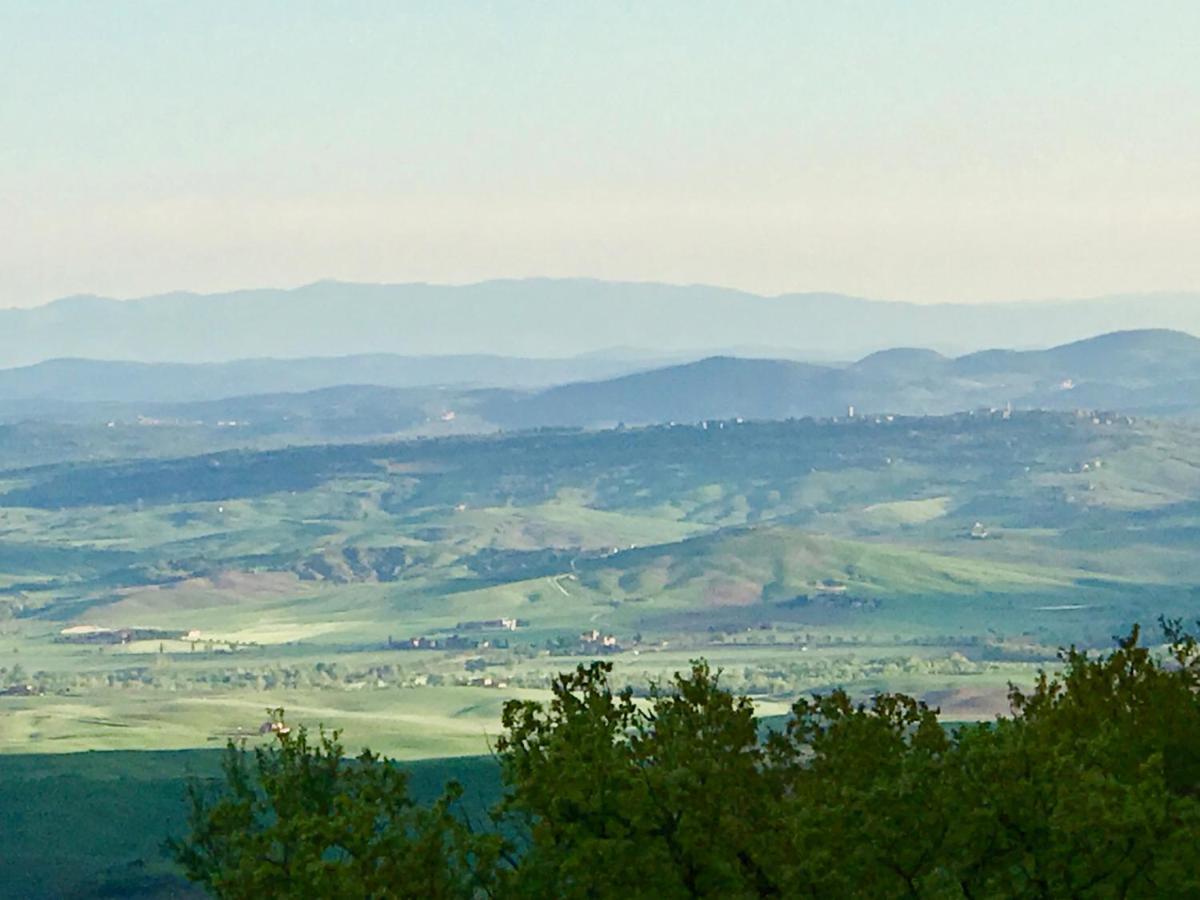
[495,661,774,897]
[166,710,501,899]
[759,622,1200,896]
[171,621,1200,898]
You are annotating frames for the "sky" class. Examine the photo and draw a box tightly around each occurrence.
[2,1,1199,308]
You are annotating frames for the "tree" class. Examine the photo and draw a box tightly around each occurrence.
[167,710,500,899]
[757,620,1200,897]
[762,689,955,896]
[171,623,1200,898]
[495,661,774,898]
[934,621,1200,897]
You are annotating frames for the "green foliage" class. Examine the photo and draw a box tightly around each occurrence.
[948,620,1200,896]
[496,661,771,898]
[171,623,1200,898]
[763,689,954,896]
[166,710,500,899]
[752,619,1200,897]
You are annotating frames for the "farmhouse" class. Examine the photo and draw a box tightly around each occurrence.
[580,629,621,653]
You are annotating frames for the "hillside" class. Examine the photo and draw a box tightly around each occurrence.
[483,357,839,427]
[3,330,1199,470]
[492,328,1200,426]
[4,279,1200,367]
[953,328,1200,380]
[3,406,1200,898]
[0,352,657,403]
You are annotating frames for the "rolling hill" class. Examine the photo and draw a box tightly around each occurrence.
[0,352,659,404]
[482,357,841,428]
[2,331,1198,468]
[484,328,1200,427]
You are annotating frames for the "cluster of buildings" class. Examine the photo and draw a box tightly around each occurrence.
[579,629,621,653]
[389,617,527,652]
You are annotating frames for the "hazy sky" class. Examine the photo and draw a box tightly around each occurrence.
[3,1,1199,308]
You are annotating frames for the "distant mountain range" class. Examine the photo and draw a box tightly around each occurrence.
[0,354,664,404]
[3,279,1200,366]
[4,331,1199,444]
[487,329,1200,427]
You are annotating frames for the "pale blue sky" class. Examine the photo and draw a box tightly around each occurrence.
[2,1,1198,306]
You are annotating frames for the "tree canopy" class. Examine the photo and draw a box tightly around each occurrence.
[170,621,1200,898]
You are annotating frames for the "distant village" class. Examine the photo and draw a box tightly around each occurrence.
[386,618,624,663]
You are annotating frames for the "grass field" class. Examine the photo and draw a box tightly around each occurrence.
[1,413,1198,895]
[1,412,1197,753]
[0,685,541,756]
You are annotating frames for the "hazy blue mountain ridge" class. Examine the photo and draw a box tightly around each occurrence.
[3,331,1198,448]
[0,354,662,404]
[4,279,1200,367]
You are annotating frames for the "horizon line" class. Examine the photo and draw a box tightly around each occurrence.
[4,276,1200,313]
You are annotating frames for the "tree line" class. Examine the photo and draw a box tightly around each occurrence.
[169,620,1200,898]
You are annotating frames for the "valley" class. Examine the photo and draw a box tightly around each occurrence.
[10,6,1199,891]
[5,328,1200,896]
[3,409,1198,759]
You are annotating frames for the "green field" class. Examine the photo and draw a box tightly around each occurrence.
[3,412,1199,756]
[1,411,1199,894]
